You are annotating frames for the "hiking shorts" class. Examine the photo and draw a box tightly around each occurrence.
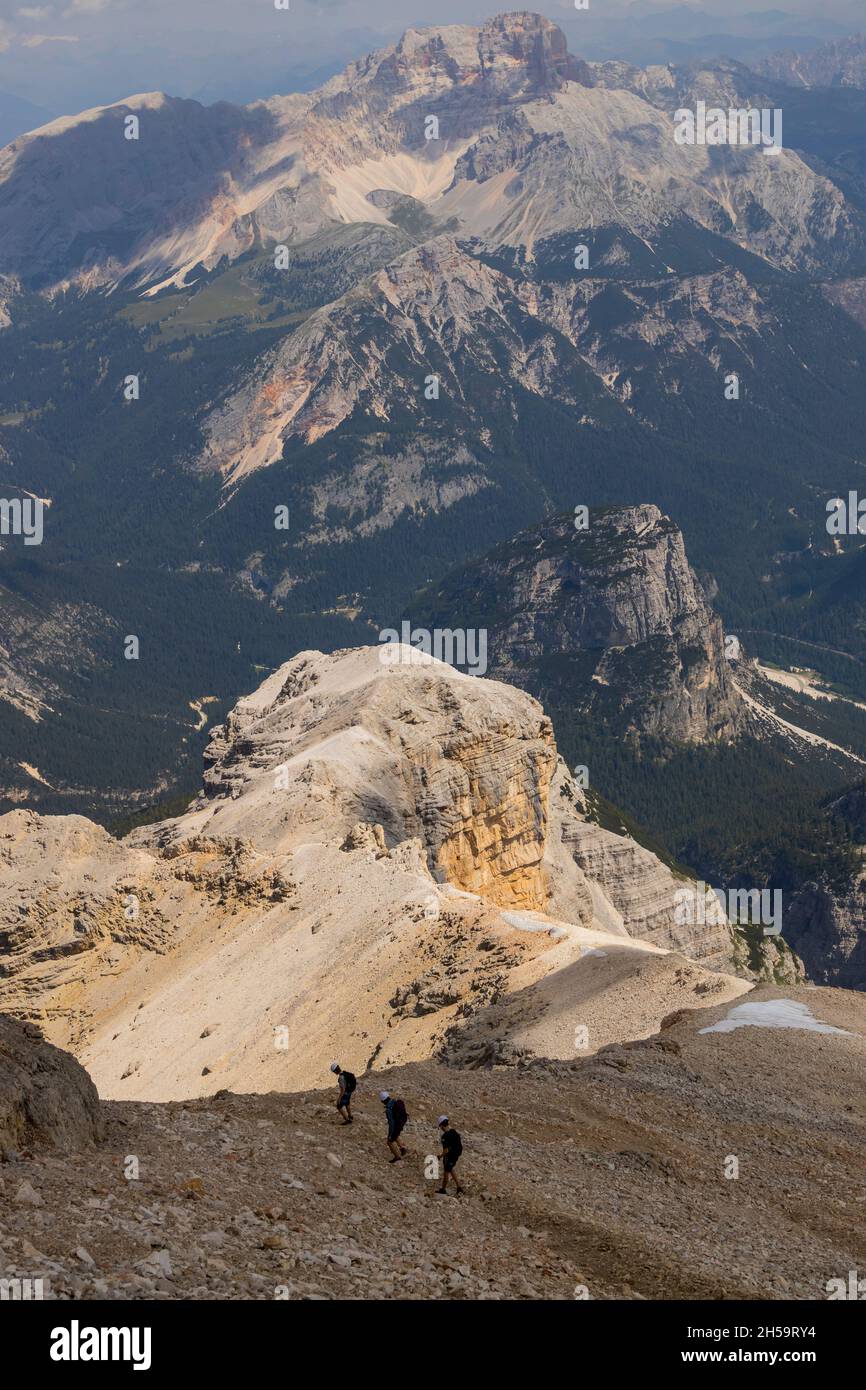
[443,1155,459,1173]
[337,1093,351,1109]
[388,1125,405,1143]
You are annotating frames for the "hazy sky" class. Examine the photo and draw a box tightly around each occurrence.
[0,0,863,121]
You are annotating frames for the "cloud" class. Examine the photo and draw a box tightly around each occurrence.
[18,7,55,18]
[20,33,80,47]
[63,0,117,13]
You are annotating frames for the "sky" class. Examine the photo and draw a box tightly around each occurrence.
[0,0,863,127]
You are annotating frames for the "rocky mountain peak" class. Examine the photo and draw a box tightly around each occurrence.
[758,33,866,89]
[0,10,861,294]
[408,506,744,745]
[380,13,589,96]
[476,12,593,91]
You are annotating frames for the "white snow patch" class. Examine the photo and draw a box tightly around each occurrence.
[501,910,560,936]
[700,999,853,1036]
[500,910,575,942]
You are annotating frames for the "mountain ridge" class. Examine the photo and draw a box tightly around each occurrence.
[2,11,864,304]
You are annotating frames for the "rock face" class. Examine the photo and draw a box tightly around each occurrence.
[163,644,733,956]
[185,643,558,910]
[783,785,866,989]
[782,888,866,989]
[0,1013,102,1153]
[0,645,740,1099]
[195,239,789,485]
[560,818,717,960]
[410,505,743,745]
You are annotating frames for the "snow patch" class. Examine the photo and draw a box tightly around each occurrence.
[700,999,853,1036]
[501,910,558,936]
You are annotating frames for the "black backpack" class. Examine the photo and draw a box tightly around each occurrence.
[445,1129,462,1158]
[342,1071,357,1094]
[392,1098,408,1126]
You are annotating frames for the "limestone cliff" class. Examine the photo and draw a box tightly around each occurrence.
[184,644,559,910]
[409,505,743,745]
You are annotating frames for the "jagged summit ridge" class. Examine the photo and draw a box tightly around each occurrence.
[315,12,591,115]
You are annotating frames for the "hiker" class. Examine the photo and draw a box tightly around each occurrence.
[330,1061,357,1124]
[380,1090,408,1161]
[436,1115,463,1196]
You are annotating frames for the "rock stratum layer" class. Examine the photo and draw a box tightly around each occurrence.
[0,645,744,1100]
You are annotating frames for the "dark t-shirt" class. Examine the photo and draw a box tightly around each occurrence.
[386,1098,406,1138]
[441,1128,462,1157]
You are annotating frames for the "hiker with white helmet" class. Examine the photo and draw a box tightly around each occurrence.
[380,1090,409,1162]
[330,1061,357,1125]
[436,1115,463,1196]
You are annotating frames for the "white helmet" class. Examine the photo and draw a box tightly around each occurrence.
[379,1090,390,1101]
[329,1062,340,1073]
[437,1115,449,1126]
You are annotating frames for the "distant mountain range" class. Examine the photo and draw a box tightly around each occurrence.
[759,31,866,86]
[562,4,854,69]
[1,17,863,296]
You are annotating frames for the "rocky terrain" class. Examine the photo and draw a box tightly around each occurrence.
[408,504,743,745]
[195,238,792,488]
[0,645,758,1104]
[0,1014,102,1156]
[1,983,864,1300]
[0,634,857,1307]
[784,884,866,992]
